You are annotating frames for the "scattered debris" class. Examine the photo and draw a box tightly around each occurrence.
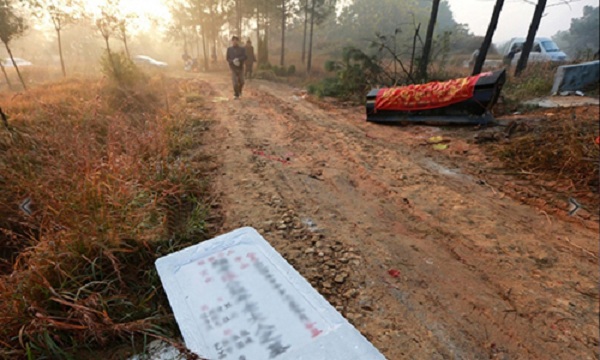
[427,136,448,145]
[388,269,401,278]
[559,90,585,97]
[308,168,324,181]
[524,96,599,108]
[252,149,290,165]
[301,218,319,232]
[423,136,451,150]
[185,93,204,104]
[211,96,230,103]
[474,132,505,144]
[432,143,449,151]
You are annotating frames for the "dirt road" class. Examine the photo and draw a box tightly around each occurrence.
[184,73,599,360]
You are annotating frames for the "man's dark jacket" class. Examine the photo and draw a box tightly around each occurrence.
[226,46,247,70]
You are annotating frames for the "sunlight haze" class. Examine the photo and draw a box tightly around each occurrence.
[84,0,171,29]
[81,0,600,44]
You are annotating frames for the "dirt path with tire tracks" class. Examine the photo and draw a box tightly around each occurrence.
[183,72,598,360]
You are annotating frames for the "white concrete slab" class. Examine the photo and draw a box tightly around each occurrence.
[155,227,386,360]
[551,60,600,94]
[524,96,599,108]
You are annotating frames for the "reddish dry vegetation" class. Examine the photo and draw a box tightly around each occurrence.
[0,78,213,358]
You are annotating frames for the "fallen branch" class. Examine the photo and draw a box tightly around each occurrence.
[561,236,598,262]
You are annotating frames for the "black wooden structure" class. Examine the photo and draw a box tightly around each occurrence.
[366,69,506,125]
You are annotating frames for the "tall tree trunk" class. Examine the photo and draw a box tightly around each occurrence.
[209,5,216,63]
[4,43,27,90]
[256,1,260,63]
[237,0,243,36]
[280,0,285,66]
[201,26,209,71]
[195,32,200,59]
[123,32,131,59]
[393,35,397,81]
[235,0,239,35]
[419,0,440,82]
[104,36,111,55]
[56,28,66,77]
[265,0,270,64]
[104,36,118,75]
[473,0,504,75]
[515,0,547,77]
[301,0,308,64]
[183,32,188,55]
[0,62,12,90]
[410,23,421,78]
[306,0,315,73]
[213,38,218,62]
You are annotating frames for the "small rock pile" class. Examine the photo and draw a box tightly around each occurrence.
[257,204,368,324]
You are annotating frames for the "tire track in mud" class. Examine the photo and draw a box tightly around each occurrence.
[191,75,598,360]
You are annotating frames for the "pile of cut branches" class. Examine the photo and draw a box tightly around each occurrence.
[494,106,599,207]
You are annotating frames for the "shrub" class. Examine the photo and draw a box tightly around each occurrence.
[503,61,559,102]
[258,62,272,71]
[307,47,385,101]
[272,66,286,77]
[100,51,144,88]
[287,65,296,76]
[255,63,296,79]
[99,51,156,112]
[254,69,277,81]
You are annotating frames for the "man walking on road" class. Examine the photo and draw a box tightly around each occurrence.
[226,36,247,99]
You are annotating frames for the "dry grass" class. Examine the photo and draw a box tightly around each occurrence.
[1,66,66,91]
[501,62,562,104]
[0,76,212,359]
[494,106,600,206]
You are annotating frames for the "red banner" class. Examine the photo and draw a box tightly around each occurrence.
[375,73,485,112]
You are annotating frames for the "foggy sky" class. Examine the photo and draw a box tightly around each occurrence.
[448,0,599,44]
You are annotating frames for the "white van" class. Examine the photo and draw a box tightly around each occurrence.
[505,37,569,65]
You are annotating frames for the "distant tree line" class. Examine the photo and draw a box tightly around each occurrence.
[3,0,586,92]
[553,5,599,60]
